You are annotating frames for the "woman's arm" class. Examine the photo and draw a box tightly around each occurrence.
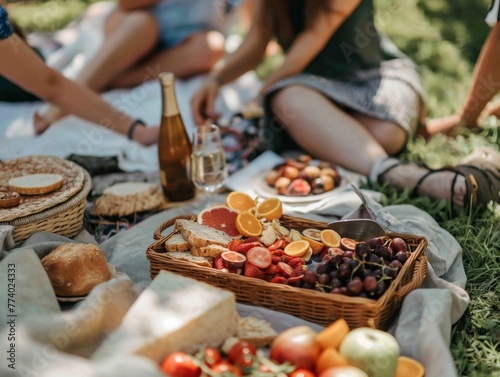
[210,0,273,85]
[117,0,159,11]
[0,34,156,144]
[259,0,361,94]
[191,0,272,124]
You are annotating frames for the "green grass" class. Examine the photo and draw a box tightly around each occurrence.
[5,0,500,375]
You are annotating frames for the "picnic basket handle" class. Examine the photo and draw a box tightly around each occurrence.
[153,214,195,240]
[393,256,428,300]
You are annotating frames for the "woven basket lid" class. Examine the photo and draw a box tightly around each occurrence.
[0,155,86,222]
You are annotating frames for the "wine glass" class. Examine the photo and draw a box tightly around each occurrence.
[190,124,228,195]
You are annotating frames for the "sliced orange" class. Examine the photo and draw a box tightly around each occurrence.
[316,348,350,374]
[257,197,283,221]
[226,191,256,212]
[284,240,309,257]
[300,234,324,255]
[235,211,263,237]
[395,356,425,377]
[316,318,350,350]
[320,229,341,248]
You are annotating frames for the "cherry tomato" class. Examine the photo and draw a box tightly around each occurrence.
[227,340,257,363]
[290,368,316,377]
[160,352,201,377]
[211,361,242,376]
[203,347,222,368]
[234,353,255,368]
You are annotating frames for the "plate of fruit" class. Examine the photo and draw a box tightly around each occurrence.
[252,155,353,203]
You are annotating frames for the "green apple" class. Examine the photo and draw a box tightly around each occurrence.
[339,328,400,377]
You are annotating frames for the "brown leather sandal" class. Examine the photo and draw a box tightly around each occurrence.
[412,150,500,208]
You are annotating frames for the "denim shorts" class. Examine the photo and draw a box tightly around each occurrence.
[151,0,241,48]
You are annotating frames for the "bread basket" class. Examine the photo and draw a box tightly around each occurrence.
[146,214,428,329]
[0,156,92,243]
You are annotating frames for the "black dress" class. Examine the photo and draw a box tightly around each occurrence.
[263,0,425,151]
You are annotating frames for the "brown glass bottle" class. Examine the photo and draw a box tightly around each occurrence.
[158,72,195,202]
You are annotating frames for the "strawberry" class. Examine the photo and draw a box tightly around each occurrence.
[244,262,265,279]
[246,247,272,269]
[288,257,305,268]
[242,236,260,244]
[268,238,287,251]
[227,238,243,251]
[271,249,284,256]
[270,276,288,284]
[264,274,275,282]
[292,266,306,277]
[265,264,280,275]
[271,256,282,264]
[235,241,262,255]
[280,255,293,263]
[214,257,225,270]
[276,262,294,277]
[288,275,304,287]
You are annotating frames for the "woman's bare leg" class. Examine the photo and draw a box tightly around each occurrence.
[110,30,225,88]
[270,85,466,206]
[36,7,159,132]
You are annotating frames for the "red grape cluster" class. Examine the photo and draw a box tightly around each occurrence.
[302,236,411,299]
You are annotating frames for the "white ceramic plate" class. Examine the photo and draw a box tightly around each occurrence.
[252,168,353,204]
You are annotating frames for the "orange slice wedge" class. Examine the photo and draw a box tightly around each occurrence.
[284,240,309,257]
[226,191,256,212]
[316,348,350,374]
[300,234,324,254]
[321,229,341,248]
[235,211,263,237]
[395,356,425,377]
[316,318,350,350]
[257,197,283,221]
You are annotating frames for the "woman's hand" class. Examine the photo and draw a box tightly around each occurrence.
[191,76,221,125]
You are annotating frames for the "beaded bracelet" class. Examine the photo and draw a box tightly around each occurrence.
[127,119,146,140]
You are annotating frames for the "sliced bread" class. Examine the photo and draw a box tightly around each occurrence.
[102,182,158,197]
[237,316,278,347]
[175,219,233,249]
[192,244,230,258]
[8,173,64,195]
[167,252,213,268]
[0,191,21,208]
[165,233,190,252]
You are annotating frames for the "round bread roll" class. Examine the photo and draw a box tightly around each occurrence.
[41,243,112,297]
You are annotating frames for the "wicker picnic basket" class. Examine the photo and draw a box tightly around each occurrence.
[0,156,92,243]
[146,214,428,329]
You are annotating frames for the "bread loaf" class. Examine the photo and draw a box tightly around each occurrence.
[193,244,230,258]
[92,270,239,363]
[165,233,190,252]
[41,243,111,297]
[8,173,64,195]
[175,219,233,249]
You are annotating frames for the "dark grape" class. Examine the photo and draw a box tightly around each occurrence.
[359,292,368,298]
[390,237,407,253]
[384,266,397,278]
[318,273,331,286]
[328,254,343,267]
[363,276,377,294]
[346,280,363,296]
[331,277,343,289]
[331,288,342,295]
[373,269,383,278]
[389,260,403,272]
[365,253,381,266]
[376,281,386,297]
[374,244,392,261]
[367,237,384,249]
[395,251,409,265]
[302,282,316,290]
[303,270,318,285]
[338,263,352,279]
[329,270,339,280]
[348,259,361,270]
[362,269,375,279]
[352,276,362,282]
[343,251,354,259]
[339,287,349,295]
[316,260,330,275]
[355,243,371,259]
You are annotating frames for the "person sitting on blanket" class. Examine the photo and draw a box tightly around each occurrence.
[0,4,158,145]
[33,0,242,133]
[191,0,500,209]
[424,0,500,136]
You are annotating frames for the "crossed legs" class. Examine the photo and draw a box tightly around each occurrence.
[270,85,467,207]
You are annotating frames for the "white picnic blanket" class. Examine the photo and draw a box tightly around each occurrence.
[0,191,469,377]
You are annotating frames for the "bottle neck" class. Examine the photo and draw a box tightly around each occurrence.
[161,84,180,117]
